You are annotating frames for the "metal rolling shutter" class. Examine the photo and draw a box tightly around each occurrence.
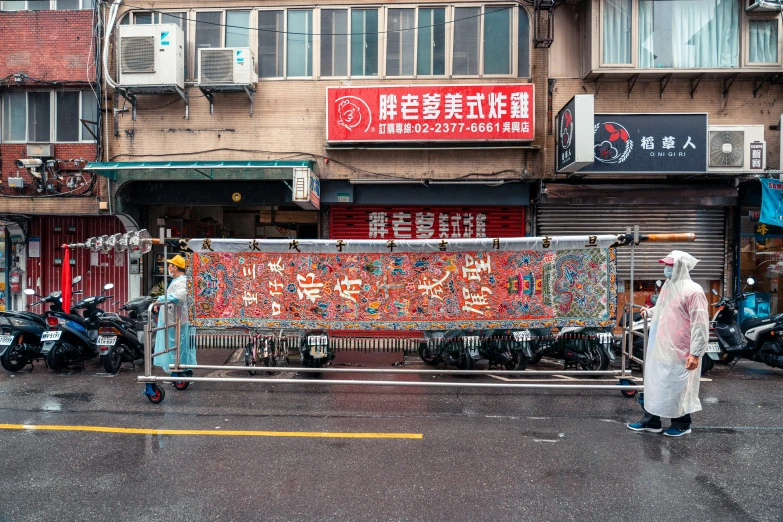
[536,205,726,279]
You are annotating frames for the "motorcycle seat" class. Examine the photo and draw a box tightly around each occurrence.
[740,313,783,333]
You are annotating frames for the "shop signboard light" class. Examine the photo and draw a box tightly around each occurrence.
[556,95,595,173]
[292,167,321,210]
[580,113,708,174]
[326,84,535,143]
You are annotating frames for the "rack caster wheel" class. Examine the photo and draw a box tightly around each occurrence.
[145,384,165,404]
[172,372,190,391]
[618,379,638,398]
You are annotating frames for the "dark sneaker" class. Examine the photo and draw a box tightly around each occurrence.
[663,426,692,437]
[626,422,663,434]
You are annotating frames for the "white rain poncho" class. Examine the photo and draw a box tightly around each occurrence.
[644,250,709,418]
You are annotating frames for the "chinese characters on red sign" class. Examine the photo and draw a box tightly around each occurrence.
[327,84,535,142]
[329,207,526,240]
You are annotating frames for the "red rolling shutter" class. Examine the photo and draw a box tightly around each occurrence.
[329,206,525,239]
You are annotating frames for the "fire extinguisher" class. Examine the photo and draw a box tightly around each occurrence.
[9,267,22,294]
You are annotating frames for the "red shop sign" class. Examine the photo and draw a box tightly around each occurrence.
[330,206,525,240]
[326,84,535,143]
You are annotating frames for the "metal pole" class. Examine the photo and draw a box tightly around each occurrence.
[162,230,169,369]
[170,364,625,376]
[138,375,644,391]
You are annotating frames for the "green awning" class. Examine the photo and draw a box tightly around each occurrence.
[84,160,315,181]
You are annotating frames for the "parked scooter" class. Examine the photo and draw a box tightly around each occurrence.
[418,329,528,370]
[299,330,334,375]
[518,325,614,371]
[0,277,82,372]
[42,283,115,371]
[95,295,153,374]
[710,279,783,370]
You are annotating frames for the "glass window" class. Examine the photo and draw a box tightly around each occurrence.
[321,9,349,77]
[26,1,49,10]
[484,6,512,74]
[287,10,313,77]
[638,0,738,68]
[351,9,378,76]
[56,0,80,9]
[27,92,50,143]
[81,91,98,141]
[259,10,284,78]
[603,0,631,64]
[56,92,79,142]
[453,7,480,75]
[749,19,778,64]
[195,12,222,74]
[134,12,152,24]
[417,8,445,76]
[226,11,250,48]
[2,92,26,142]
[161,12,188,77]
[518,7,530,77]
[1,2,27,10]
[387,8,415,76]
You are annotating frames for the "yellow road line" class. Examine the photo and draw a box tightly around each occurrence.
[0,424,422,439]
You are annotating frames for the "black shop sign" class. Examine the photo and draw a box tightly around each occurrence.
[580,113,708,173]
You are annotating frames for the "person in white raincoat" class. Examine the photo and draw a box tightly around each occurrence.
[152,255,197,374]
[627,250,709,437]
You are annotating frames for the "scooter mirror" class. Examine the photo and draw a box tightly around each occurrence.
[72,276,82,284]
[23,289,36,296]
[104,283,115,291]
[656,280,662,288]
[711,288,718,296]
[747,277,755,286]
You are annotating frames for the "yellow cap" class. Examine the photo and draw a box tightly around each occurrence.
[166,254,187,270]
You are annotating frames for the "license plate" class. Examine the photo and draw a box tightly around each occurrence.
[41,331,61,342]
[97,336,117,346]
[707,342,721,353]
[512,331,532,342]
[308,335,327,346]
[0,335,14,346]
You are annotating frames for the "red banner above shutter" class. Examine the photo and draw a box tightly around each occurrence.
[329,206,525,240]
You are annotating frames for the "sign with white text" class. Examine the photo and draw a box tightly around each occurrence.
[580,114,708,173]
[326,84,535,142]
[556,95,595,173]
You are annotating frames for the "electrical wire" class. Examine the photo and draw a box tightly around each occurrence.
[118,3,518,37]
[106,148,528,180]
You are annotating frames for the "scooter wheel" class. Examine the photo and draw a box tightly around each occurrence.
[621,389,638,398]
[147,385,165,404]
[173,380,190,391]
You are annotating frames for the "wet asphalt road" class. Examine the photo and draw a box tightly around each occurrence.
[0,357,781,522]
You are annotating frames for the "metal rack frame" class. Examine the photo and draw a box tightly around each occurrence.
[135,227,672,404]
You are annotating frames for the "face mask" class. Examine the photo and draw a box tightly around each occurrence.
[664,265,674,279]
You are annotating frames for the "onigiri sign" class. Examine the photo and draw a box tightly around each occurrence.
[580,113,708,173]
[326,84,535,143]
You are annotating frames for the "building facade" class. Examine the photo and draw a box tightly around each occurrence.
[0,1,130,310]
[96,0,783,312]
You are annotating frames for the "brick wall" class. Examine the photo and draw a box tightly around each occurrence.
[1,143,98,184]
[0,10,95,82]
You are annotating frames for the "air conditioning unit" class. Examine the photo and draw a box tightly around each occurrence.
[746,0,782,12]
[117,24,184,88]
[708,125,766,172]
[198,48,258,86]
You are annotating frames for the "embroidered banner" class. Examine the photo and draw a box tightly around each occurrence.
[188,245,617,330]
